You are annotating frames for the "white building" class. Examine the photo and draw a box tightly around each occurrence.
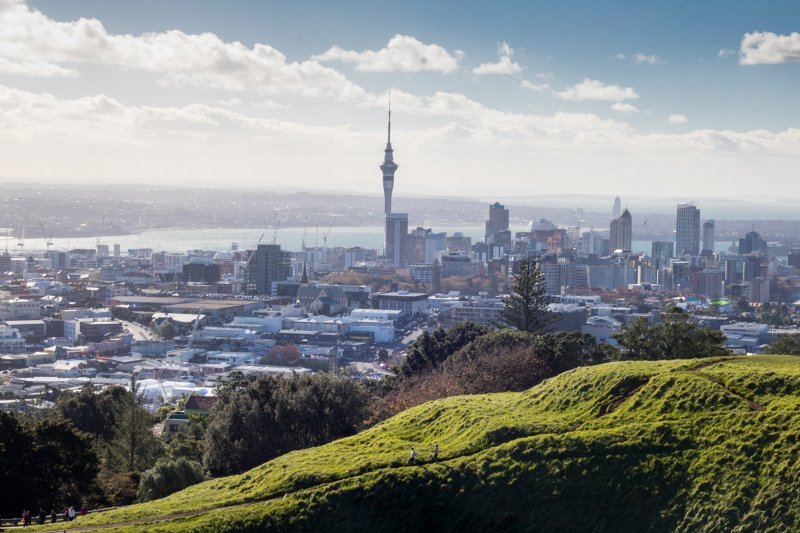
[349,319,394,343]
[0,324,25,353]
[0,298,41,321]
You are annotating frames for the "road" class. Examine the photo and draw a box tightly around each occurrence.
[119,320,157,341]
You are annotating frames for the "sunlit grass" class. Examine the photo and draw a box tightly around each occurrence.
[32,355,800,532]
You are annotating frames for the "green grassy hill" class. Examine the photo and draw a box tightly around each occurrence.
[34,356,800,532]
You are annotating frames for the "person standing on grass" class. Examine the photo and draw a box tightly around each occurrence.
[432,443,439,463]
[408,446,416,465]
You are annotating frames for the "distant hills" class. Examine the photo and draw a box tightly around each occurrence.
[41,355,800,532]
[3,183,800,243]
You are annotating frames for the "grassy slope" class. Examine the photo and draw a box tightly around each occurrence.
[37,356,800,532]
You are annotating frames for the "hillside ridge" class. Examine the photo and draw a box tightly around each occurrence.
[29,356,800,532]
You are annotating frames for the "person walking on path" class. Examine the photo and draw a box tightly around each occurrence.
[38,509,46,525]
[408,446,416,465]
[67,506,76,521]
[50,509,57,523]
[432,444,439,463]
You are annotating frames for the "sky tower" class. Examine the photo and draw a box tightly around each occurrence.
[380,103,398,215]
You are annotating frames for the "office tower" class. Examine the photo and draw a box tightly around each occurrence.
[738,229,767,255]
[246,244,291,294]
[676,203,701,256]
[609,209,632,252]
[385,213,408,266]
[485,202,510,245]
[380,106,397,215]
[0,250,10,273]
[612,196,622,219]
[702,220,715,254]
[652,241,674,259]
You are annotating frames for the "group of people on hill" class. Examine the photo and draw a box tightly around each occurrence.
[11,504,88,526]
[408,443,438,465]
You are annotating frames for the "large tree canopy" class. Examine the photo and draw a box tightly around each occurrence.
[204,373,369,477]
[394,322,490,378]
[500,258,553,332]
[613,314,729,360]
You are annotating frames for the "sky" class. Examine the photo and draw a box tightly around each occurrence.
[1,0,799,202]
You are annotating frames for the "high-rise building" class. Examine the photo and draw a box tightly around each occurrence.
[609,209,632,252]
[385,213,408,266]
[652,241,674,260]
[702,220,715,254]
[246,244,291,294]
[485,202,509,244]
[738,230,767,255]
[380,106,397,215]
[676,203,701,256]
[612,196,622,219]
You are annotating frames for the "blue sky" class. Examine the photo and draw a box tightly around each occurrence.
[1,0,799,200]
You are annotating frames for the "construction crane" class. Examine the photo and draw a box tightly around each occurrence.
[322,219,335,247]
[16,227,25,252]
[272,213,281,245]
[244,233,265,269]
[185,305,205,351]
[39,220,53,253]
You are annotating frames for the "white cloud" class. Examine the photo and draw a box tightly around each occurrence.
[312,34,462,73]
[2,83,799,198]
[472,41,522,76]
[556,78,639,101]
[0,57,78,77]
[615,53,626,60]
[668,114,688,124]
[739,31,800,65]
[633,53,659,64]
[718,48,735,58]
[520,79,550,92]
[611,102,639,114]
[0,0,366,99]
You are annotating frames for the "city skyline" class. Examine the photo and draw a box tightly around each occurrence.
[1,1,799,199]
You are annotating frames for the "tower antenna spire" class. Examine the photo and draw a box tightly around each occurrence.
[387,89,392,144]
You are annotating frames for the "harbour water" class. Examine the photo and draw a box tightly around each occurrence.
[1,226,734,256]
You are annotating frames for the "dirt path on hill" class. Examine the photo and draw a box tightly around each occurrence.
[691,372,764,411]
[682,357,764,411]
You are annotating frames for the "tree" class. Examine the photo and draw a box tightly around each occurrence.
[0,412,35,517]
[31,418,99,511]
[613,316,729,360]
[56,383,127,441]
[768,334,800,355]
[137,458,206,501]
[204,374,369,476]
[166,414,207,464]
[500,257,552,332]
[394,322,490,378]
[108,376,164,474]
[158,321,177,340]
